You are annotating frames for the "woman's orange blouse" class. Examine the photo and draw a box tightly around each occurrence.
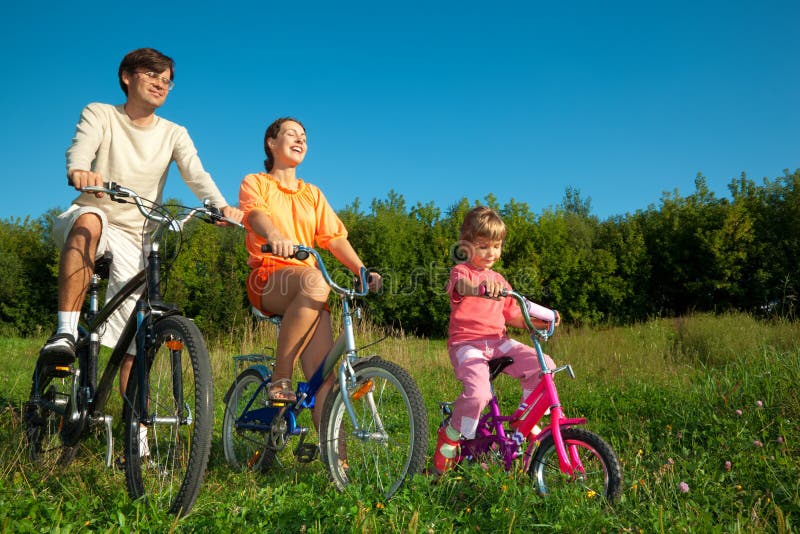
[239,172,348,278]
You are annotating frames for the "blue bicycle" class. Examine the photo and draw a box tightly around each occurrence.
[221,245,428,499]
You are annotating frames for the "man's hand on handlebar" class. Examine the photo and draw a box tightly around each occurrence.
[69,170,105,198]
[219,206,244,227]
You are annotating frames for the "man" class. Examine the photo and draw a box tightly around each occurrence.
[39,48,242,393]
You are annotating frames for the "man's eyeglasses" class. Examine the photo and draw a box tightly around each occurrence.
[137,71,175,90]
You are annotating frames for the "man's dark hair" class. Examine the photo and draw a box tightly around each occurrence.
[118,48,175,95]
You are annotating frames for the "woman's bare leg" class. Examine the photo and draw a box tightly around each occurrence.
[296,310,335,429]
[259,266,330,384]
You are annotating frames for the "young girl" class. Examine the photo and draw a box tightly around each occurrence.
[434,206,559,473]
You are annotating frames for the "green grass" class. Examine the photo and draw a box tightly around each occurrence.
[1,313,798,532]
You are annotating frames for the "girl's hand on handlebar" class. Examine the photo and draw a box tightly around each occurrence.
[478,280,505,299]
[71,170,105,198]
[531,310,560,331]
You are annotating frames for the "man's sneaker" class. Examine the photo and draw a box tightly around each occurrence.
[39,333,76,366]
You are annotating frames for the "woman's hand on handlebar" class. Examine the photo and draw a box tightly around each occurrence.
[266,234,295,258]
[366,271,383,293]
[70,170,105,198]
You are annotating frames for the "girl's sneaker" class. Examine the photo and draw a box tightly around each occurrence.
[432,425,460,474]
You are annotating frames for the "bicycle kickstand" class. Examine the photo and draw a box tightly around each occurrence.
[98,415,114,468]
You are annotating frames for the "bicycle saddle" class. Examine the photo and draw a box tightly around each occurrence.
[251,306,283,326]
[488,356,515,382]
[94,251,113,279]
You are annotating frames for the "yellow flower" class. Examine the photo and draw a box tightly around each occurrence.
[376,502,385,509]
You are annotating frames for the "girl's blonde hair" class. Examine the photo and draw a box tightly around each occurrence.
[459,206,507,243]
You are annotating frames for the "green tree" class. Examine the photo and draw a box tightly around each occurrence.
[0,213,60,335]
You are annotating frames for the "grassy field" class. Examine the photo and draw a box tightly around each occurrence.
[1,312,798,532]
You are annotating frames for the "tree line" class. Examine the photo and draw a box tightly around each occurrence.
[1,170,797,338]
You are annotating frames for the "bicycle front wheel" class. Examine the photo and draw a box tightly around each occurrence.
[122,315,213,516]
[529,427,622,502]
[319,358,428,499]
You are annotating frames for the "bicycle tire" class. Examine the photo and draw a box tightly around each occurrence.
[221,368,279,472]
[319,358,428,499]
[529,427,622,502]
[122,315,213,516]
[25,370,79,468]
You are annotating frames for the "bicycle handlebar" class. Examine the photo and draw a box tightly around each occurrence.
[508,289,556,339]
[478,285,558,339]
[81,182,244,229]
[261,243,370,298]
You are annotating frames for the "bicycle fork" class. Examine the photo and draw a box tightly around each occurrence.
[325,301,389,444]
[133,310,192,428]
[512,365,588,477]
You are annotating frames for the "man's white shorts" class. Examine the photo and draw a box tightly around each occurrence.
[54,204,146,352]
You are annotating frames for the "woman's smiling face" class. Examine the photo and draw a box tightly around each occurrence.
[269,120,307,168]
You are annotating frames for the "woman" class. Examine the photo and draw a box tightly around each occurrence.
[239,117,381,427]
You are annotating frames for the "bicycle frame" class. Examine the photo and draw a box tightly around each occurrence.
[232,245,376,438]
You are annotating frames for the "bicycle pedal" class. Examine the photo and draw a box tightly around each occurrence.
[294,443,319,463]
[267,399,294,408]
[48,364,75,378]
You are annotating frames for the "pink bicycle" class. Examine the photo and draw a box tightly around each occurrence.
[438,289,623,501]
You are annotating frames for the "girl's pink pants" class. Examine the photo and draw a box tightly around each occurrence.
[447,337,555,438]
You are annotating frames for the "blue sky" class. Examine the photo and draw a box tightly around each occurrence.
[2,1,798,222]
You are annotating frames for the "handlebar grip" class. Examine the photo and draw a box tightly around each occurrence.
[526,301,557,323]
[261,243,310,261]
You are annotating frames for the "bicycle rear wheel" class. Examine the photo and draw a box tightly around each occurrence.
[319,358,428,499]
[122,315,213,516]
[24,369,79,468]
[528,427,622,502]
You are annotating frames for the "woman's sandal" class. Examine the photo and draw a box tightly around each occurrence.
[268,378,297,404]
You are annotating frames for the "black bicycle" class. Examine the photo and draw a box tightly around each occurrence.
[24,182,239,516]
